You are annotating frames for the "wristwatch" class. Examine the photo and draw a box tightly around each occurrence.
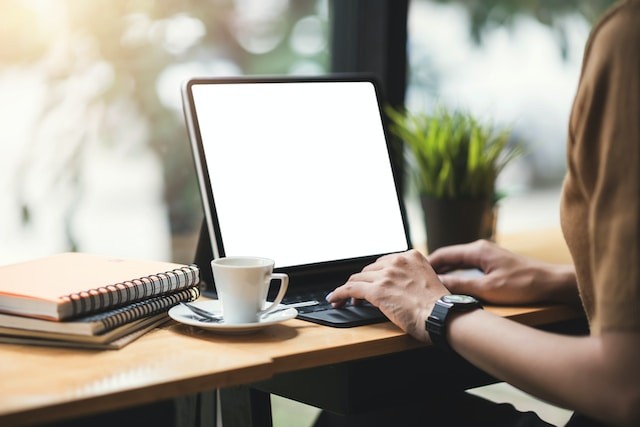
[426,294,483,352]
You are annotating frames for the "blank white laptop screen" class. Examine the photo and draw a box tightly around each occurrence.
[189,79,408,268]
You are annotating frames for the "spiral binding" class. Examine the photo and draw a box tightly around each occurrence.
[60,264,200,318]
[82,286,202,333]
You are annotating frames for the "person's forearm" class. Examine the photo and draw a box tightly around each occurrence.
[448,310,640,426]
[539,263,580,305]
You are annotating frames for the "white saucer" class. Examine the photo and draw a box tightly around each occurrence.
[168,300,298,334]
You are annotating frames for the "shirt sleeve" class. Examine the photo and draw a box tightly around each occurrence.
[571,2,640,333]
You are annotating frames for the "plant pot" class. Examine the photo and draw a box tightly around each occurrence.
[421,195,496,254]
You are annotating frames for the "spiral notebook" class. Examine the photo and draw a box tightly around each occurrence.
[0,314,171,350]
[0,252,200,321]
[0,286,200,335]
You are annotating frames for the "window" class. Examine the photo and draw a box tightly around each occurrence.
[405,0,614,235]
[1,0,329,264]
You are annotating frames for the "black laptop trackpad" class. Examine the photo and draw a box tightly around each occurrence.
[297,305,387,328]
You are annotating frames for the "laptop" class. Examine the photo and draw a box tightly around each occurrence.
[182,75,411,327]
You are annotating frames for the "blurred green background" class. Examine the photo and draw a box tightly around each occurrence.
[0,0,615,266]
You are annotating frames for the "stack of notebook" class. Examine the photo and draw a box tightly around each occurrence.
[0,252,201,349]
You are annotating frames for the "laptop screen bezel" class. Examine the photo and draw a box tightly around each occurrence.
[182,74,412,284]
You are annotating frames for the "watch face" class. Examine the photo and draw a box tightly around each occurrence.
[442,294,478,304]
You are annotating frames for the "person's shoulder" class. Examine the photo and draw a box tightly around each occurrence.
[590,1,640,50]
[581,0,640,71]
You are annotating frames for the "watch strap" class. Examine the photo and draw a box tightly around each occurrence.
[426,300,450,350]
[426,296,482,352]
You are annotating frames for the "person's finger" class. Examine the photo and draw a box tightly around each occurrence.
[347,269,378,283]
[326,268,383,307]
[326,280,372,307]
[361,262,384,272]
[427,240,488,272]
[438,274,484,297]
[361,253,397,272]
[350,297,364,306]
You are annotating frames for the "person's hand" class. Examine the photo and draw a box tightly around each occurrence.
[428,240,578,305]
[326,249,449,342]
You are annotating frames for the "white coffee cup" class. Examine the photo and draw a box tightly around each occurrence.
[211,256,289,324]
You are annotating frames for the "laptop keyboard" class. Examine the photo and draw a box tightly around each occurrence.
[279,288,386,327]
[283,290,378,314]
[283,290,332,314]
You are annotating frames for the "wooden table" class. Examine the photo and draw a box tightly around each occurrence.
[0,326,273,426]
[0,228,584,426]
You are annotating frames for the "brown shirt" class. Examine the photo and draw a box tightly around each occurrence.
[560,0,640,334]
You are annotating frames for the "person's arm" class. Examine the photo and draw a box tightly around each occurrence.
[448,310,640,427]
[428,239,580,306]
[327,249,640,426]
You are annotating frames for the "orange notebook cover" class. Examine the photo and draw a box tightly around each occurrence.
[0,253,200,320]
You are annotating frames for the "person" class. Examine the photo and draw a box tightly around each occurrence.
[325,1,640,426]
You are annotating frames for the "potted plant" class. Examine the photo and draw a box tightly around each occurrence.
[386,105,524,253]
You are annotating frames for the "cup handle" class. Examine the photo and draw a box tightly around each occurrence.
[258,273,289,315]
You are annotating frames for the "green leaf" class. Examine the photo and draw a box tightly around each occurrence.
[385,104,524,200]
